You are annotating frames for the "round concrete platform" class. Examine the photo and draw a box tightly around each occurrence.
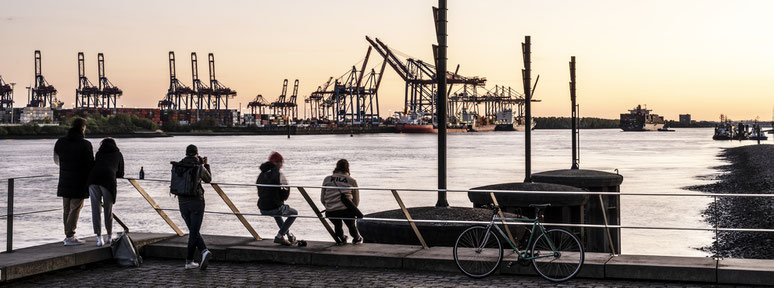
[468,182,589,208]
[358,206,524,247]
[531,169,623,189]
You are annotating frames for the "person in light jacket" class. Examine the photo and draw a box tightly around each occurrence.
[86,138,124,247]
[321,159,362,244]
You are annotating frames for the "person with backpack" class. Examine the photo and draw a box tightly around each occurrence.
[172,144,213,270]
[87,138,124,247]
[321,159,362,245]
[54,118,94,246]
[257,152,298,246]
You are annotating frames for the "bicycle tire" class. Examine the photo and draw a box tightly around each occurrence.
[453,226,503,278]
[530,228,584,282]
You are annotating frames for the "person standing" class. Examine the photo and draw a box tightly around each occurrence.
[257,152,298,246]
[87,138,124,246]
[176,144,213,270]
[321,159,362,244]
[54,117,94,246]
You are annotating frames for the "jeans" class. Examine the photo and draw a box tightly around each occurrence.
[89,185,114,236]
[62,197,84,238]
[326,209,360,241]
[260,204,297,236]
[179,199,207,261]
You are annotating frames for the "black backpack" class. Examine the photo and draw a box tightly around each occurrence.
[170,161,201,196]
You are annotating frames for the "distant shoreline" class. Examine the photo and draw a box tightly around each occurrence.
[688,144,774,259]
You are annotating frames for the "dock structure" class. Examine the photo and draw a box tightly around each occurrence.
[3,234,774,286]
[97,53,123,112]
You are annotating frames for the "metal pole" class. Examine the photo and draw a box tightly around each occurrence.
[570,56,578,169]
[435,0,449,207]
[7,178,14,252]
[522,36,532,182]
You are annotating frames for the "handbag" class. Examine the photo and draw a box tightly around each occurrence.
[333,180,363,219]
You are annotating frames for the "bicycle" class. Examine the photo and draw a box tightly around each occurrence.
[453,204,584,282]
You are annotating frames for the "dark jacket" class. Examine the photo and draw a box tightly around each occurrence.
[87,141,125,203]
[54,128,94,199]
[256,161,289,210]
[177,156,212,202]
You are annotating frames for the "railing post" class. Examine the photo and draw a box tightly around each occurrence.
[391,190,428,249]
[7,178,14,253]
[598,194,617,256]
[210,183,262,241]
[296,187,342,244]
[128,179,184,236]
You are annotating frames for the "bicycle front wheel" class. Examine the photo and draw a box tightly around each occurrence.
[453,226,503,278]
[531,228,584,282]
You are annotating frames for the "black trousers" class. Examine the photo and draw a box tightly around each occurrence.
[179,199,207,261]
[326,209,360,241]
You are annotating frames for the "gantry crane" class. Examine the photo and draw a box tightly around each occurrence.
[270,79,288,115]
[97,53,122,113]
[0,75,13,110]
[208,53,237,113]
[75,52,100,109]
[29,50,60,108]
[159,51,193,110]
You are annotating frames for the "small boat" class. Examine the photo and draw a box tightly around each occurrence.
[713,123,733,140]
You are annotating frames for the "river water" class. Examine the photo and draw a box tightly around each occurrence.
[0,128,762,256]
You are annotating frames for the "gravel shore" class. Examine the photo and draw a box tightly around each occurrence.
[690,144,774,259]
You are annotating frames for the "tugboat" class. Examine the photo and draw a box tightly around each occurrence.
[620,105,665,131]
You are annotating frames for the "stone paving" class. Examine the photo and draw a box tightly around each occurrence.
[10,258,742,288]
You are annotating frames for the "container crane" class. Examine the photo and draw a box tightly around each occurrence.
[159,51,192,110]
[0,75,14,110]
[75,52,100,109]
[97,53,122,112]
[29,50,60,108]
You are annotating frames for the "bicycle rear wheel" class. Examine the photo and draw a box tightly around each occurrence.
[530,228,584,282]
[453,226,503,278]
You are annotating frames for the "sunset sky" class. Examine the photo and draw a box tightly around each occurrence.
[1,0,773,121]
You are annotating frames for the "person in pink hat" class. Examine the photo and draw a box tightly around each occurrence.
[256,152,298,246]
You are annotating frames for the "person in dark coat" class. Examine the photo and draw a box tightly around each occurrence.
[257,152,298,246]
[53,118,94,246]
[177,144,213,270]
[87,138,124,247]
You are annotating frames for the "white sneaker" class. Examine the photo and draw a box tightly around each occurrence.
[200,249,212,270]
[63,237,85,246]
[185,262,200,269]
[104,235,112,246]
[96,236,104,247]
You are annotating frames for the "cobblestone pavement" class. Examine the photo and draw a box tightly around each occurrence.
[11,259,742,288]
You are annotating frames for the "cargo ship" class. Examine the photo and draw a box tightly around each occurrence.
[494,109,536,131]
[620,105,665,131]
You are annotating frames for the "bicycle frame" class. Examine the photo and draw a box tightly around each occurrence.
[479,213,558,261]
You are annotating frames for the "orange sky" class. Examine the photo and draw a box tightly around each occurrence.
[1,0,773,121]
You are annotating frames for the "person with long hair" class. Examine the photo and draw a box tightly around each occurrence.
[87,138,124,246]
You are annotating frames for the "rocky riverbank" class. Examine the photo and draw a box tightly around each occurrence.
[689,144,774,259]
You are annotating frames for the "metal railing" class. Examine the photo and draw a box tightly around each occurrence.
[3,174,774,257]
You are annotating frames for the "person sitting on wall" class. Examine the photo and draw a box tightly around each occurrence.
[257,152,298,246]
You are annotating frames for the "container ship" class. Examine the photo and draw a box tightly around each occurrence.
[620,105,665,131]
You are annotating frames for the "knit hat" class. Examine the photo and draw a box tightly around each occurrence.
[186,144,198,156]
[269,151,283,163]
